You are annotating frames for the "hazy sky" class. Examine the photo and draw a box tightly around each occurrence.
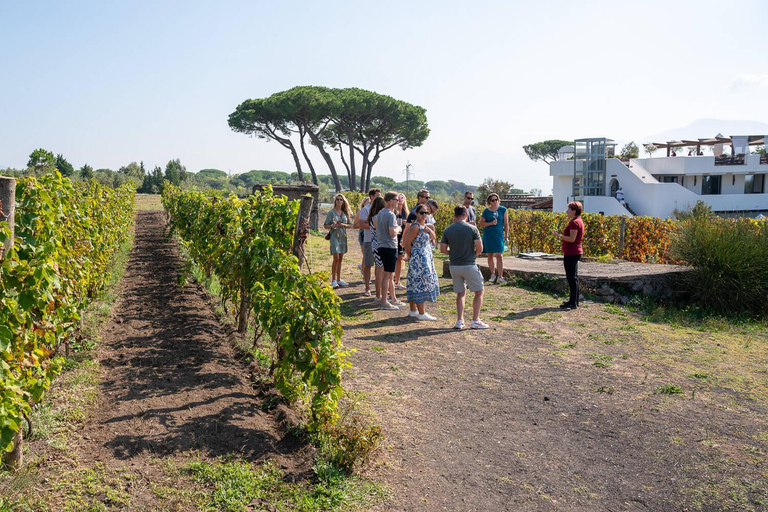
[2,0,767,192]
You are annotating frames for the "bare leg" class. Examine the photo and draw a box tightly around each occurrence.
[394,254,404,285]
[416,302,426,314]
[375,266,383,302]
[456,291,466,323]
[337,253,344,282]
[486,254,495,277]
[388,279,397,302]
[472,289,485,321]
[363,266,372,293]
[495,253,503,279]
[384,271,396,304]
[409,300,417,313]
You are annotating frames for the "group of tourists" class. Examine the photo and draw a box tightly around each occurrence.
[323,187,585,327]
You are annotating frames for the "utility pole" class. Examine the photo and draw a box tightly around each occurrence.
[404,161,413,195]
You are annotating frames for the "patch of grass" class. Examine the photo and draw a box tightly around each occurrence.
[370,345,385,352]
[49,463,133,510]
[595,385,615,394]
[655,384,684,395]
[588,353,613,368]
[603,304,627,317]
[183,456,387,512]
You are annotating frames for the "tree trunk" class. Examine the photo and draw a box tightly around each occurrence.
[286,140,304,182]
[4,430,22,469]
[346,128,357,191]
[306,129,342,192]
[298,133,318,185]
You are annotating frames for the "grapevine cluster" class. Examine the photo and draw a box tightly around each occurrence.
[0,172,135,454]
[162,184,349,423]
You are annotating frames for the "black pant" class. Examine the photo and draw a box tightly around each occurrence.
[563,254,581,305]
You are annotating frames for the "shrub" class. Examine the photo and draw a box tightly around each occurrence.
[671,214,768,315]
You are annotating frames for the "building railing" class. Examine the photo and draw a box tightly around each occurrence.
[714,154,745,166]
[760,154,768,165]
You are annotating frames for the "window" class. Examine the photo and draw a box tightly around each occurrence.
[745,174,765,194]
[701,176,721,195]
[661,176,679,183]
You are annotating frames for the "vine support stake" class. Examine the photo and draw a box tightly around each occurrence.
[0,176,15,261]
[292,195,314,269]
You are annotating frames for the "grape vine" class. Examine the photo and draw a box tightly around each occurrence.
[162,184,349,422]
[0,172,135,454]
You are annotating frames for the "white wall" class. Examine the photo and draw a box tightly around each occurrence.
[549,156,768,219]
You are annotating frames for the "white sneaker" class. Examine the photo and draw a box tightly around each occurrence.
[497,277,506,285]
[417,313,437,321]
[380,302,399,311]
[408,310,419,318]
[470,319,489,329]
[454,319,465,329]
[331,280,339,288]
[488,274,497,283]
[390,299,406,307]
[338,280,349,287]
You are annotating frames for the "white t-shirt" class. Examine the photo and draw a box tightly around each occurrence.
[360,204,373,243]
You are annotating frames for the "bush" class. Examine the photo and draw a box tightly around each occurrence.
[671,214,768,315]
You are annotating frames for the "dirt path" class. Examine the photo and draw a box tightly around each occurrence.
[322,237,768,511]
[64,210,310,506]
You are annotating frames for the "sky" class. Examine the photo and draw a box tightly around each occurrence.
[2,0,767,193]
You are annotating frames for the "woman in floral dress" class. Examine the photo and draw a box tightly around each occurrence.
[324,193,352,288]
[402,204,440,320]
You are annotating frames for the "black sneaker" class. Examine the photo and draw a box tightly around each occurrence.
[559,302,577,310]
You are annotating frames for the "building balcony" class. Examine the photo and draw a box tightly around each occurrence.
[714,154,746,166]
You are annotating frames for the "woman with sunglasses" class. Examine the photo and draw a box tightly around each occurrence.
[402,204,440,320]
[393,193,410,290]
[479,193,509,284]
[324,194,353,288]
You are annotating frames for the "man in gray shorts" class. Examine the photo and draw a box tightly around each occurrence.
[440,205,489,329]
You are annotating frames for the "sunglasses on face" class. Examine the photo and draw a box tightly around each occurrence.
[420,195,429,199]
[417,211,427,215]
[465,196,473,200]
[490,198,499,202]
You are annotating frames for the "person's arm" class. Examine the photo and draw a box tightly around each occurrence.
[386,213,400,238]
[474,238,483,256]
[323,212,334,229]
[559,229,579,243]
[357,210,370,229]
[440,242,450,255]
[503,210,509,240]
[478,211,495,228]
[403,224,418,258]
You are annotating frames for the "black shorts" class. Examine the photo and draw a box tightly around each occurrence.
[377,247,398,272]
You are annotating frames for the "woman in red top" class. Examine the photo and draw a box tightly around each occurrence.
[553,201,584,310]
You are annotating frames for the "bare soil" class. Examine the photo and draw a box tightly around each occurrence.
[309,233,768,512]
[29,210,313,509]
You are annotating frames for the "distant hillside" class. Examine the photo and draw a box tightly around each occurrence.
[643,119,768,143]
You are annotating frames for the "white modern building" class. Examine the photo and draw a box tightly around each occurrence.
[550,136,768,218]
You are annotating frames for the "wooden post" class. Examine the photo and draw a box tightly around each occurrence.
[0,177,20,469]
[237,281,248,334]
[618,216,626,258]
[0,177,15,260]
[292,195,314,269]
